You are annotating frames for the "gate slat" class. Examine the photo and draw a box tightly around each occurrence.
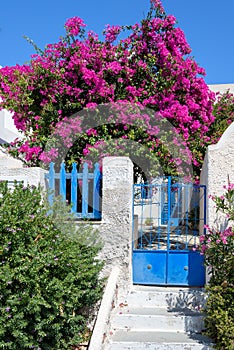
[48,162,55,206]
[82,163,89,218]
[71,163,78,213]
[93,162,101,219]
[60,162,66,201]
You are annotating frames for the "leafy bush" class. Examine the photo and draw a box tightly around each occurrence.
[199,182,234,349]
[0,181,104,349]
[204,286,234,350]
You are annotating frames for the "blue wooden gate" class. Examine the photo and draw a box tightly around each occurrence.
[132,177,206,286]
[45,162,102,219]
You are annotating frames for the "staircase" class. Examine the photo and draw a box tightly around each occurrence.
[103,285,214,350]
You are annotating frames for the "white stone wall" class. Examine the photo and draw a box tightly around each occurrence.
[0,167,47,189]
[98,157,134,285]
[200,122,234,228]
[0,109,22,143]
[0,65,21,143]
[0,147,23,168]
[0,147,47,188]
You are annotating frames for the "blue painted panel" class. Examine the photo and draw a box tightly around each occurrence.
[167,251,205,286]
[167,251,189,285]
[133,250,167,285]
[133,251,205,287]
[188,252,205,287]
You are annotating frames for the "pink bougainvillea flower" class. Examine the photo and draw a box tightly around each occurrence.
[65,16,86,36]
[104,25,121,43]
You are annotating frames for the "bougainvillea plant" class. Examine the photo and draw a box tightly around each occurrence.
[207,90,234,145]
[0,0,216,178]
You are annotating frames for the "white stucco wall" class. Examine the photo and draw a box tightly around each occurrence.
[208,83,234,96]
[0,109,21,143]
[200,122,234,228]
[0,147,47,188]
[98,157,134,286]
[0,64,22,143]
[0,147,23,168]
[0,167,47,189]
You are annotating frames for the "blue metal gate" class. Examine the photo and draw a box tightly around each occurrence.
[132,177,206,286]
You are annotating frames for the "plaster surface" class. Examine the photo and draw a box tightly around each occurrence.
[200,122,234,228]
[98,157,134,286]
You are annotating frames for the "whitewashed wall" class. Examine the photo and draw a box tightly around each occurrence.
[0,147,47,188]
[0,147,23,168]
[208,83,234,96]
[0,65,21,143]
[0,109,21,143]
[200,122,234,228]
[98,157,134,286]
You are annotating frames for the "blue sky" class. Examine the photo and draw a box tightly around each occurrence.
[0,0,233,84]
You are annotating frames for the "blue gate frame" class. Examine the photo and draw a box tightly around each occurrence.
[132,177,206,286]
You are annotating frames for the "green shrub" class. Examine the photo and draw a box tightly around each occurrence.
[0,181,104,349]
[204,286,234,350]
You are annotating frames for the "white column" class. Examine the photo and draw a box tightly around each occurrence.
[99,157,134,285]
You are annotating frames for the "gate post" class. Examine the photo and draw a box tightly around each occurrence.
[99,157,134,286]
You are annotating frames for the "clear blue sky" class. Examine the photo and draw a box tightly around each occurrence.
[0,0,233,84]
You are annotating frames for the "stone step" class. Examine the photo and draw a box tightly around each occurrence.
[119,286,206,311]
[111,307,205,333]
[106,330,214,350]
[102,286,213,350]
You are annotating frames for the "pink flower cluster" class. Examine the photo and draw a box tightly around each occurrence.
[18,141,41,162]
[104,25,121,43]
[224,183,234,191]
[65,17,86,36]
[200,226,234,254]
[151,0,165,13]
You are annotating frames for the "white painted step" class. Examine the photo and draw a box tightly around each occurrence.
[102,286,213,350]
[111,307,205,333]
[120,286,207,311]
[107,330,214,350]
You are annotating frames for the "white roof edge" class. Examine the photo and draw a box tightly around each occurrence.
[208,83,234,94]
